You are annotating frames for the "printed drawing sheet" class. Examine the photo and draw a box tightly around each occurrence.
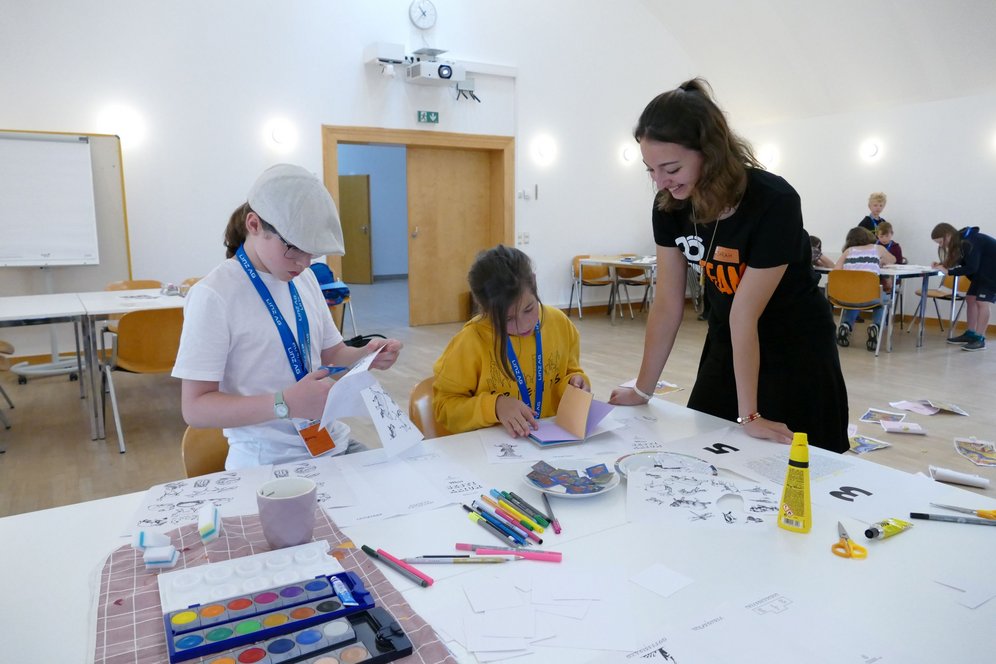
[361,383,423,456]
[626,466,781,528]
[126,465,273,535]
[271,456,357,508]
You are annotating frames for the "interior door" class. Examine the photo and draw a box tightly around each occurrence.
[407,147,493,326]
[338,175,373,284]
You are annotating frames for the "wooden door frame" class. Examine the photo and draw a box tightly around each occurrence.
[320,125,515,297]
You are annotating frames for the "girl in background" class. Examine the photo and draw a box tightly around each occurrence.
[834,226,895,350]
[433,245,589,437]
[931,223,996,352]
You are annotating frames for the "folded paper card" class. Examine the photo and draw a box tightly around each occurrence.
[528,385,614,447]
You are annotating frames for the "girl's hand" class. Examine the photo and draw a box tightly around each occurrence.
[367,339,403,369]
[496,395,538,438]
[284,369,335,420]
[743,417,793,444]
[568,374,590,392]
[608,387,649,406]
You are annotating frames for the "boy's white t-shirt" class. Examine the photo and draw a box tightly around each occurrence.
[171,258,343,469]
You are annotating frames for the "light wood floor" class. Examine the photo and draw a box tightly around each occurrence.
[1,280,993,517]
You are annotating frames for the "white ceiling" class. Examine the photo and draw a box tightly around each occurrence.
[642,0,996,125]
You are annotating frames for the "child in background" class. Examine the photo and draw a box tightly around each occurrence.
[834,227,896,350]
[875,220,905,294]
[859,192,887,232]
[931,223,996,352]
[810,235,835,268]
[172,164,403,469]
[433,245,590,437]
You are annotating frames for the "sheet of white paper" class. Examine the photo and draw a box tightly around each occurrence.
[271,456,355,508]
[531,566,616,602]
[739,450,854,486]
[531,600,591,620]
[399,441,487,501]
[533,598,644,652]
[126,465,272,535]
[463,576,525,613]
[475,648,532,662]
[464,633,529,653]
[318,348,381,430]
[321,451,398,526]
[630,563,694,599]
[361,383,424,456]
[464,607,536,639]
[935,576,996,609]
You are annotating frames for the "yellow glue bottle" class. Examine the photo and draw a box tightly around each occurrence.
[777,432,812,533]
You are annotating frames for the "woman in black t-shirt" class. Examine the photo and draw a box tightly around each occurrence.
[609,78,848,453]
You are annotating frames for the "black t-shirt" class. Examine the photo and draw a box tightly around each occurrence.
[652,168,826,337]
[858,215,884,232]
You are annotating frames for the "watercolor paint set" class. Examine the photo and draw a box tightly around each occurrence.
[164,571,375,663]
[191,606,412,664]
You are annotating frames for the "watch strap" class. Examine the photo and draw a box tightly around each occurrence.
[274,391,290,419]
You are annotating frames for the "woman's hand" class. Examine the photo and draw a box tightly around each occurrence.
[743,417,793,444]
[568,374,590,392]
[366,338,403,369]
[496,395,538,438]
[609,386,649,406]
[931,262,948,275]
[284,369,335,420]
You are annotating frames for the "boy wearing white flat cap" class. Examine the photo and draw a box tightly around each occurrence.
[173,164,403,469]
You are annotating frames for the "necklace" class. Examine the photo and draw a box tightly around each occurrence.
[693,204,735,288]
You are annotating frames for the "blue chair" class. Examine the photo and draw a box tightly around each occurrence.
[308,263,357,337]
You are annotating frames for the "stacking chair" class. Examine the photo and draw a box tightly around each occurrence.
[102,308,184,453]
[0,340,15,432]
[408,377,450,439]
[309,263,358,337]
[101,279,164,360]
[181,426,229,477]
[826,270,891,356]
[568,255,613,319]
[906,275,970,334]
[614,254,653,319]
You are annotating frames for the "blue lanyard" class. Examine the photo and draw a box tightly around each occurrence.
[505,322,543,419]
[236,245,311,380]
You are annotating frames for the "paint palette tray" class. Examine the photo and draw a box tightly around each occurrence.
[158,541,344,613]
[165,571,373,663]
[194,606,413,664]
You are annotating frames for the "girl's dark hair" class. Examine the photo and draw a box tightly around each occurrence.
[810,235,823,262]
[634,78,760,222]
[842,227,876,251]
[468,245,539,379]
[224,202,252,258]
[931,222,962,268]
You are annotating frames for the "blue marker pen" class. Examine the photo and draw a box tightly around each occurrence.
[330,575,359,606]
[319,365,350,377]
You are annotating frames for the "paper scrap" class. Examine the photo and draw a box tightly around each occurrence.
[463,576,525,613]
[880,420,926,435]
[630,563,694,599]
[848,435,891,454]
[860,408,906,423]
[954,437,996,467]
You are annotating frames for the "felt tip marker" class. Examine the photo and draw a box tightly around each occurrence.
[464,503,528,545]
[455,544,563,563]
[475,498,542,543]
[318,365,350,377]
[909,512,996,527]
[402,556,518,564]
[506,491,552,527]
[542,493,562,534]
[361,544,433,587]
[490,492,544,533]
[464,508,520,547]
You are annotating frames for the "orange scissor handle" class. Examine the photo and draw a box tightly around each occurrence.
[832,538,868,559]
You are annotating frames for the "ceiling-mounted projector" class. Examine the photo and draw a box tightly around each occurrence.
[405,59,465,85]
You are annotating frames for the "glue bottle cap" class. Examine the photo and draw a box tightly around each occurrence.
[864,525,882,539]
[792,432,809,446]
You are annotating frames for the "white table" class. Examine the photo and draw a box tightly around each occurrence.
[2,399,993,663]
[76,289,186,440]
[578,256,656,323]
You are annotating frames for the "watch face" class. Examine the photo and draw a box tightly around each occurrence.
[409,0,437,29]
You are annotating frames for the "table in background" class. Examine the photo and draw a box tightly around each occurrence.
[579,255,656,323]
[2,398,993,663]
[76,289,186,440]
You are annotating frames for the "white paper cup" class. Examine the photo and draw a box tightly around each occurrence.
[256,478,318,549]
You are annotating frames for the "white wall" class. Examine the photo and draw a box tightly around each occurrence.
[742,91,996,318]
[1,1,692,353]
[337,144,408,277]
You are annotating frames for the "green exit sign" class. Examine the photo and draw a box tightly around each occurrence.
[417,110,439,124]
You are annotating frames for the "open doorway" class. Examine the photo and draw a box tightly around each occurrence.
[322,126,514,327]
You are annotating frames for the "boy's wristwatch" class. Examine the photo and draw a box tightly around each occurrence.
[273,392,290,419]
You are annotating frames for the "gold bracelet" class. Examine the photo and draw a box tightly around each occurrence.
[736,411,762,425]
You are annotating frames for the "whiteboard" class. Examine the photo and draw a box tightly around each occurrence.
[0,133,100,266]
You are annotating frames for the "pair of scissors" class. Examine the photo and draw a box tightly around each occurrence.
[930,502,996,520]
[831,521,867,559]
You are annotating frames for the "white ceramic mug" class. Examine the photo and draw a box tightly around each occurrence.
[256,477,318,549]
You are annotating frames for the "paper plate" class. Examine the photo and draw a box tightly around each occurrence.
[614,450,718,480]
[524,461,621,499]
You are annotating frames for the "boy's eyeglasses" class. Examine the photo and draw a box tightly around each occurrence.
[260,220,310,259]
